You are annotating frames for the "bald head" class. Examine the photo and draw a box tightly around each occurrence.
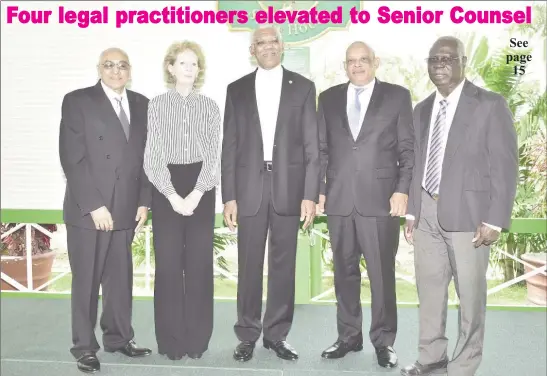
[346,41,376,60]
[344,41,379,86]
[97,47,131,94]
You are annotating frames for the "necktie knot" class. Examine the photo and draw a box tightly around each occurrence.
[439,99,447,108]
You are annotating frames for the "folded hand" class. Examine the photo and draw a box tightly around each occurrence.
[183,190,204,214]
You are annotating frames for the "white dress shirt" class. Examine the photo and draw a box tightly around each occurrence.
[101,80,130,123]
[346,79,375,134]
[255,64,283,161]
[407,79,500,232]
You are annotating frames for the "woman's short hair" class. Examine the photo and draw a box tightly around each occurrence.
[163,40,206,89]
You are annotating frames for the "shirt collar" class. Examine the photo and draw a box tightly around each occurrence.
[435,78,466,105]
[100,80,127,102]
[256,64,283,78]
[349,78,376,93]
[169,88,198,107]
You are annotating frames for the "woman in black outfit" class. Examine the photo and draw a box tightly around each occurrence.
[143,40,221,360]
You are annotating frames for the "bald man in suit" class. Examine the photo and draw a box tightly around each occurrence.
[59,48,152,373]
[401,36,517,376]
[316,41,414,369]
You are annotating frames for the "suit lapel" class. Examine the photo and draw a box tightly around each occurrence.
[274,67,293,142]
[336,82,352,139]
[245,70,263,151]
[420,93,435,150]
[356,79,386,142]
[442,80,478,171]
[92,81,128,144]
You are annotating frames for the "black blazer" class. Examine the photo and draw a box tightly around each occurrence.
[59,81,152,230]
[318,79,415,217]
[221,67,321,216]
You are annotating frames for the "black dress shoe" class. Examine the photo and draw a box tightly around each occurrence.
[375,346,398,368]
[233,341,255,362]
[321,340,363,359]
[108,340,152,357]
[77,353,100,373]
[400,359,448,375]
[263,339,298,360]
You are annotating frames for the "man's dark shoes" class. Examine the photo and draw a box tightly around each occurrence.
[375,346,398,368]
[107,340,152,357]
[400,359,448,375]
[233,341,255,362]
[77,353,100,373]
[263,339,298,360]
[321,340,363,359]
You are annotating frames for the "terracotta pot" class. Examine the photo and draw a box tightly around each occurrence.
[0,250,56,291]
[521,252,547,306]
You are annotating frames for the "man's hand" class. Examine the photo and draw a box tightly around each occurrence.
[404,219,415,245]
[301,200,316,230]
[135,206,148,233]
[90,206,113,231]
[472,224,500,248]
[389,192,408,217]
[316,194,326,215]
[223,200,238,232]
[168,193,192,216]
[184,190,204,215]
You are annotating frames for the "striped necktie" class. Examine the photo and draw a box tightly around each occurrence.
[424,99,448,196]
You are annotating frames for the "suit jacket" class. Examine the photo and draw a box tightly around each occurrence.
[221,66,320,217]
[318,79,414,217]
[59,80,152,230]
[407,79,518,231]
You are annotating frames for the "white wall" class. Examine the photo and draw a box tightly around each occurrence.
[1,0,543,212]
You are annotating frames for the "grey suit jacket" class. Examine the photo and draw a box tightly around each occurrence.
[407,79,518,231]
[318,79,415,217]
[221,67,320,217]
[59,81,152,230]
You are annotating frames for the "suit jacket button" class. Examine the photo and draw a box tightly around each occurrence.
[99,136,103,140]
[352,146,357,150]
[106,154,110,159]
[116,176,120,180]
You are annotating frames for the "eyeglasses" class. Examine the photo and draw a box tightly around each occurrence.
[345,57,372,66]
[425,56,462,66]
[101,61,130,71]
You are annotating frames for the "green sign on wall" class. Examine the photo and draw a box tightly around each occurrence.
[217,0,361,46]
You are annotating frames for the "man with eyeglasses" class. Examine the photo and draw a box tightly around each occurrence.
[59,47,153,373]
[316,41,414,369]
[222,24,320,362]
[401,36,517,376]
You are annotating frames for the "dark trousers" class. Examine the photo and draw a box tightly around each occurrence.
[234,170,301,343]
[66,224,135,358]
[152,163,215,358]
[327,211,399,348]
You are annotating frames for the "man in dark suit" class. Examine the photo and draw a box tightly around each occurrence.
[316,41,414,368]
[59,47,153,373]
[221,25,320,362]
[401,36,518,376]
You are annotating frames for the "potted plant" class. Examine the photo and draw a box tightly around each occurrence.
[0,223,58,291]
